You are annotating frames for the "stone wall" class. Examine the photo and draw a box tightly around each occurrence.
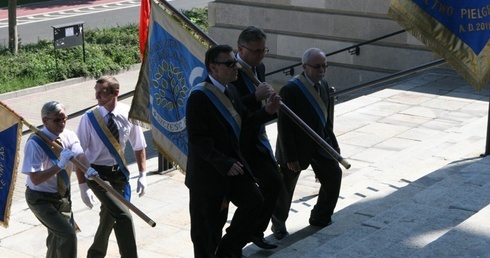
[207,0,443,91]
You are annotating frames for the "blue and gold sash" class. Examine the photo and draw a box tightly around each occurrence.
[290,75,328,127]
[30,135,76,228]
[236,62,275,160]
[30,135,70,194]
[237,63,257,94]
[192,82,242,139]
[87,108,131,200]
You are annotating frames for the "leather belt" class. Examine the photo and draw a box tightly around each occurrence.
[91,164,120,172]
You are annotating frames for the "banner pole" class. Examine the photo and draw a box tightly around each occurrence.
[0,101,156,227]
[236,63,351,169]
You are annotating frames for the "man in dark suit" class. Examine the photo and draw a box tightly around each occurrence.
[185,44,281,258]
[271,48,342,240]
[232,26,282,249]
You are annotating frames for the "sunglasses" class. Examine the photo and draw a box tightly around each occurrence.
[47,117,68,123]
[214,60,238,68]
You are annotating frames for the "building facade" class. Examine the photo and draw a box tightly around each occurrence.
[207,0,442,91]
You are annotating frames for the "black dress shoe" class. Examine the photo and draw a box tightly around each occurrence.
[272,229,289,240]
[309,217,333,228]
[252,237,278,249]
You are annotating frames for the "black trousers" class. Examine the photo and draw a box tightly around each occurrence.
[271,155,342,231]
[189,175,264,257]
[216,175,264,256]
[86,164,137,258]
[248,156,282,239]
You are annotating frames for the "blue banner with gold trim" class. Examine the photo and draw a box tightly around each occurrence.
[388,0,490,91]
[0,104,22,228]
[129,0,209,172]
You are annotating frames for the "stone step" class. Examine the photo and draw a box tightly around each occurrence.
[264,155,490,257]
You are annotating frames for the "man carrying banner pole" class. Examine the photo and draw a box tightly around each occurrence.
[185,45,281,258]
[22,101,99,258]
[232,25,281,249]
[77,76,148,258]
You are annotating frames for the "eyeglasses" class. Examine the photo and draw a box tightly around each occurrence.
[47,116,68,123]
[240,45,269,55]
[94,86,114,96]
[214,60,238,68]
[306,63,329,69]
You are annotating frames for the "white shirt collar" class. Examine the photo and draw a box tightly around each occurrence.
[209,75,227,93]
[41,127,57,141]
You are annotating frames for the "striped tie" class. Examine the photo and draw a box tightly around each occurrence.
[56,138,70,197]
[107,113,119,141]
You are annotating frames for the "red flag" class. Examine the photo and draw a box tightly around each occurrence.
[139,0,151,60]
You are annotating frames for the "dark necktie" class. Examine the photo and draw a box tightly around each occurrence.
[224,87,237,108]
[107,113,119,141]
[251,66,257,77]
[314,83,321,96]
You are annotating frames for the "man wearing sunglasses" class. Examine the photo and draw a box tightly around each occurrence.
[22,101,99,258]
[231,25,281,249]
[271,48,342,239]
[185,44,281,258]
[76,76,148,258]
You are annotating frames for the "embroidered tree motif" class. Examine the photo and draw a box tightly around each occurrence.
[151,59,189,153]
[152,60,189,118]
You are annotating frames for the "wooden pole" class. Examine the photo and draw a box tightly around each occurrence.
[0,101,156,227]
[237,62,351,169]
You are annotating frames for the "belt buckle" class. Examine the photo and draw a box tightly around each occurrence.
[111,165,118,172]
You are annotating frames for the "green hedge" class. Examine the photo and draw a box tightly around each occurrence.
[0,24,140,94]
[0,7,208,94]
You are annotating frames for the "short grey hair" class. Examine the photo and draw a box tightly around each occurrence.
[41,101,65,118]
[302,48,325,64]
[237,26,267,45]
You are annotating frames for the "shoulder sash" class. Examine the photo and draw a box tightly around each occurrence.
[237,60,257,93]
[192,82,242,139]
[290,75,328,127]
[30,135,70,193]
[87,108,130,181]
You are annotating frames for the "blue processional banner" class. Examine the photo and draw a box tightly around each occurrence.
[0,104,22,227]
[129,0,208,172]
[388,0,490,91]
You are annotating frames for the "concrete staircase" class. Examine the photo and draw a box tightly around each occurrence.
[241,68,490,257]
[242,154,490,257]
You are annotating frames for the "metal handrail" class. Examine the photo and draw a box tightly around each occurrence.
[265,29,406,77]
[332,59,446,98]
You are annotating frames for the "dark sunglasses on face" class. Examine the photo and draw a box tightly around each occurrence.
[214,60,238,68]
[47,117,68,123]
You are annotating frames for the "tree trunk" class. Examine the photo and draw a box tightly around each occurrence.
[8,0,18,54]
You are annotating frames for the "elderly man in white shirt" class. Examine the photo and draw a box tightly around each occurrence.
[22,101,98,258]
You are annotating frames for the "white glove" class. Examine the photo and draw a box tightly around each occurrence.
[79,183,97,209]
[58,149,75,168]
[85,167,99,180]
[137,172,147,197]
